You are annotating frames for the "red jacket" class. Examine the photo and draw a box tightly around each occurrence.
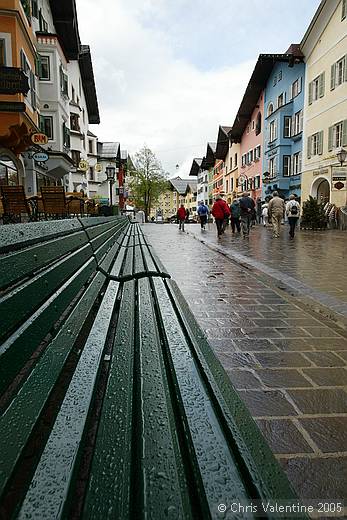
[177,207,186,220]
[212,199,230,220]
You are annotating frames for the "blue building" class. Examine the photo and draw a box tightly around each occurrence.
[263,45,305,200]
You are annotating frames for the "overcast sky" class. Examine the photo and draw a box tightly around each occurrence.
[76,0,319,177]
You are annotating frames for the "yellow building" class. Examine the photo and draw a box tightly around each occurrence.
[184,181,197,217]
[301,0,347,207]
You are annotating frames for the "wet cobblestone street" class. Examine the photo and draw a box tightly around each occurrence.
[145,223,347,504]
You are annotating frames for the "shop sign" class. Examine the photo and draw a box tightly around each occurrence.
[0,101,26,112]
[0,66,30,95]
[33,152,49,163]
[331,167,347,191]
[79,160,89,171]
[94,163,102,172]
[313,168,329,176]
[31,133,48,145]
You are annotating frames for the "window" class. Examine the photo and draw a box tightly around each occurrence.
[284,116,291,137]
[255,112,262,135]
[254,145,261,160]
[241,154,247,167]
[39,115,53,140]
[267,103,274,117]
[70,113,80,132]
[89,166,94,180]
[226,180,229,193]
[31,0,38,18]
[62,122,70,148]
[292,152,302,175]
[72,86,75,102]
[229,156,232,170]
[331,56,347,90]
[309,73,325,103]
[234,153,238,167]
[343,0,347,20]
[269,119,277,142]
[89,140,93,154]
[291,78,302,98]
[71,150,81,167]
[292,110,303,136]
[269,157,276,177]
[328,120,347,150]
[0,39,6,66]
[60,66,68,97]
[278,70,282,81]
[39,9,48,32]
[254,176,260,189]
[307,131,323,158]
[277,93,284,108]
[39,55,50,80]
[273,75,277,86]
[283,155,291,176]
[252,120,255,130]
[248,150,253,163]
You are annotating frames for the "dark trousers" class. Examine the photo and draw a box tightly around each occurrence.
[200,215,207,229]
[288,217,299,238]
[215,219,224,236]
[230,216,241,233]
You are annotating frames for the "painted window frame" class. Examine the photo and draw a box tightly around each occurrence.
[284,116,291,138]
[39,115,54,140]
[39,54,50,81]
[292,152,302,176]
[269,119,277,143]
[269,157,276,177]
[267,103,274,117]
[283,155,291,177]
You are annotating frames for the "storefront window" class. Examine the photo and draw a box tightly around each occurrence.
[0,155,19,186]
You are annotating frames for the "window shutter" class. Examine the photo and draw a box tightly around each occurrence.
[342,119,347,147]
[307,136,312,159]
[328,126,334,151]
[300,110,303,133]
[291,116,295,136]
[299,77,302,94]
[318,130,324,155]
[331,63,336,90]
[299,152,302,173]
[275,118,278,139]
[319,72,325,97]
[344,55,347,82]
[308,81,313,104]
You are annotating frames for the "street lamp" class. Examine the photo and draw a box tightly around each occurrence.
[337,148,347,166]
[106,165,116,207]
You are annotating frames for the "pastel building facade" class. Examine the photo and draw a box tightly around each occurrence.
[263,50,305,199]
[301,0,347,207]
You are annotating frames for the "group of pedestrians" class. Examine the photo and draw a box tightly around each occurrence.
[177,191,301,239]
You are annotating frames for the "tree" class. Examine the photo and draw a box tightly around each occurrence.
[129,146,168,221]
[301,196,328,230]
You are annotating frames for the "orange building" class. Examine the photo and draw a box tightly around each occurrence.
[0,0,40,187]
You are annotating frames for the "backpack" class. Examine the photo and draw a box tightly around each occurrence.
[290,203,299,215]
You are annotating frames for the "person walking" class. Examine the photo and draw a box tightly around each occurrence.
[285,194,301,238]
[197,201,209,230]
[268,191,285,238]
[262,203,269,227]
[229,199,241,233]
[177,204,186,232]
[239,192,255,237]
[211,195,230,238]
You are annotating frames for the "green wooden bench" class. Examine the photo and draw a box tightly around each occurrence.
[0,216,305,519]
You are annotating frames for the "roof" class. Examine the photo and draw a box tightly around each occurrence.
[49,0,80,60]
[185,179,197,195]
[229,49,304,141]
[189,158,203,176]
[169,176,190,195]
[97,142,121,160]
[201,142,216,170]
[215,126,232,161]
[301,0,326,49]
[79,45,100,124]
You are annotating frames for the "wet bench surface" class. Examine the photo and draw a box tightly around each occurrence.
[0,217,305,519]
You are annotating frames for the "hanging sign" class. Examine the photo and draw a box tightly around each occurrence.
[33,152,49,162]
[332,167,347,191]
[79,160,89,171]
[94,163,102,172]
[0,66,30,94]
[31,133,48,145]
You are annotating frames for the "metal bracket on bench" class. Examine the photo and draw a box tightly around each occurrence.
[97,265,171,282]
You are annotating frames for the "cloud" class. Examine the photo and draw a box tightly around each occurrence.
[75,0,318,175]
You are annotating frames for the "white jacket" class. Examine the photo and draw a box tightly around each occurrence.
[286,200,300,217]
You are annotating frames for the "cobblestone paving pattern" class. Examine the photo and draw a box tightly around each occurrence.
[187,223,347,320]
[145,224,347,504]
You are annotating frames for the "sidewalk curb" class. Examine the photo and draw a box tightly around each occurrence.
[186,229,347,333]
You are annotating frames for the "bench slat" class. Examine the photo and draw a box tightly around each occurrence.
[18,279,120,519]
[0,257,96,394]
[0,243,93,342]
[0,230,87,290]
[0,271,106,498]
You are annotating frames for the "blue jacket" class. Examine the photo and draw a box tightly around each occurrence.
[197,204,209,216]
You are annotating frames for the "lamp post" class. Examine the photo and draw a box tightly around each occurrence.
[106,165,116,208]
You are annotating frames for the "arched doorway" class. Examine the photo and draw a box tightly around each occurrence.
[0,147,24,187]
[311,176,330,204]
[316,179,330,203]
